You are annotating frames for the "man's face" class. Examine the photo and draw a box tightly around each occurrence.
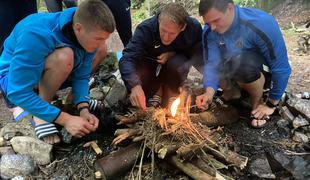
[202,3,234,34]
[159,15,186,45]
[74,23,111,53]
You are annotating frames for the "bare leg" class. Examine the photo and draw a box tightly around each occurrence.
[34,47,74,144]
[238,72,266,127]
[238,72,265,109]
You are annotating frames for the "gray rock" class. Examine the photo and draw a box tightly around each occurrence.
[104,81,127,108]
[293,132,309,143]
[293,115,309,129]
[0,122,35,140]
[11,176,25,180]
[272,152,310,179]
[277,119,290,128]
[10,136,52,165]
[249,157,275,179]
[0,146,15,155]
[287,97,310,119]
[102,86,110,95]
[0,154,35,179]
[89,87,104,100]
[60,128,73,144]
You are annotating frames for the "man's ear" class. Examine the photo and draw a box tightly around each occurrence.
[73,22,83,35]
[228,3,234,12]
[180,23,187,32]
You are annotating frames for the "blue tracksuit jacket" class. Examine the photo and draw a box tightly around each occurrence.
[0,8,95,122]
[202,5,291,100]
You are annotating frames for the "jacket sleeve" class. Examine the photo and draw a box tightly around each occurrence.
[119,25,151,90]
[7,30,61,122]
[71,52,94,105]
[253,21,291,100]
[202,27,221,91]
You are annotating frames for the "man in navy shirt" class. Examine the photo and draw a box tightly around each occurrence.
[119,3,203,110]
[196,0,291,128]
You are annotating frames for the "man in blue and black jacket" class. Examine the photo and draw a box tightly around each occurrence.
[0,0,115,144]
[196,0,291,128]
[119,3,203,110]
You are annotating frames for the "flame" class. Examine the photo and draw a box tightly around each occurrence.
[171,97,180,117]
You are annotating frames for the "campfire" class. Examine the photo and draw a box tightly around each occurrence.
[95,90,248,179]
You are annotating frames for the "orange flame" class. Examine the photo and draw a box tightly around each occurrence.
[171,97,180,117]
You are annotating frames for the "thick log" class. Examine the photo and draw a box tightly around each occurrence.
[169,155,215,180]
[190,104,239,126]
[95,143,142,180]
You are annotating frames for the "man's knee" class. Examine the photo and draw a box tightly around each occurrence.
[46,47,74,74]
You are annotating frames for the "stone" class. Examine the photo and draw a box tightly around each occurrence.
[292,132,309,143]
[271,152,310,179]
[0,146,15,155]
[104,81,127,108]
[249,157,276,179]
[60,128,73,144]
[0,122,35,141]
[90,87,104,100]
[277,119,290,128]
[0,154,35,179]
[287,98,310,119]
[292,115,309,129]
[10,136,52,165]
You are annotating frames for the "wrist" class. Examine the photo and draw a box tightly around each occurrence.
[78,106,89,114]
[266,99,279,109]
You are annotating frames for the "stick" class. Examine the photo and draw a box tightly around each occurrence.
[169,155,215,180]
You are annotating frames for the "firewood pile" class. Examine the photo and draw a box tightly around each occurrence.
[107,90,247,179]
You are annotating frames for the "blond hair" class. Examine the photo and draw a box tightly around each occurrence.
[159,3,189,27]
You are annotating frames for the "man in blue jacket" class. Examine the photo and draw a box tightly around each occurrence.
[119,3,203,110]
[196,0,291,128]
[0,0,115,144]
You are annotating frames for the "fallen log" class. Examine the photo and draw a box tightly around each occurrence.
[95,143,142,180]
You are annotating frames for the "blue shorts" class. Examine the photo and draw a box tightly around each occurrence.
[0,74,16,108]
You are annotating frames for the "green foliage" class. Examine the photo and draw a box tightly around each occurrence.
[234,0,257,8]
[131,5,147,25]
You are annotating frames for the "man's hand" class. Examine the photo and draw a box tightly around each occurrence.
[130,85,146,111]
[195,88,215,110]
[79,109,99,132]
[55,112,97,138]
[252,104,276,120]
[157,52,175,65]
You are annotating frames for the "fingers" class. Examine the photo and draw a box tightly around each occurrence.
[130,90,146,111]
[195,94,210,110]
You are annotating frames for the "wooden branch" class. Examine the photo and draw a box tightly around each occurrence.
[219,147,248,169]
[157,144,178,159]
[191,158,231,180]
[203,144,248,169]
[169,155,215,180]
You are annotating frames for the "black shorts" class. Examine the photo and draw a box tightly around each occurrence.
[219,51,271,88]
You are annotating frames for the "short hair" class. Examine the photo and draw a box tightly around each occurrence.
[199,0,234,16]
[159,3,189,27]
[74,0,115,33]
